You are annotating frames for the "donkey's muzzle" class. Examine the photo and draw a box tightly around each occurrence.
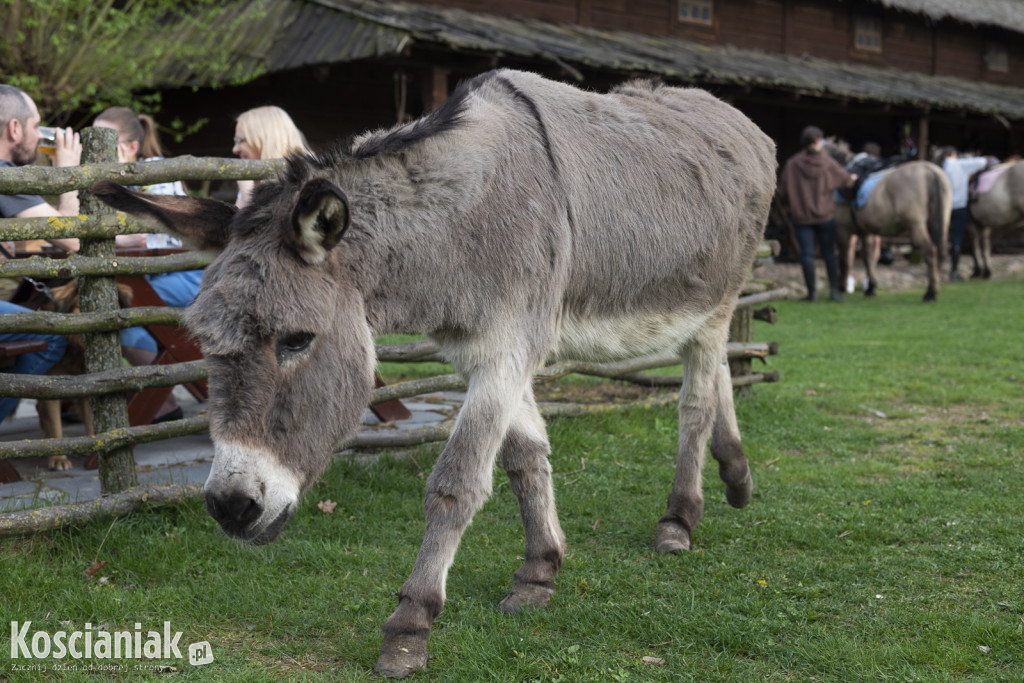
[203,441,301,544]
[204,491,293,545]
[206,491,262,532]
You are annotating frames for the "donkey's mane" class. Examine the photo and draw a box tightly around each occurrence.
[284,70,496,189]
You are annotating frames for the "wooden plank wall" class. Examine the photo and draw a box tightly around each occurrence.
[417,0,1024,89]
[711,0,784,52]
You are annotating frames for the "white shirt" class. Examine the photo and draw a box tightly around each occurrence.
[942,156,988,209]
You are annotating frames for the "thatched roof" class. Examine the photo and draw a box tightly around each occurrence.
[872,0,1024,34]
[154,0,1024,121]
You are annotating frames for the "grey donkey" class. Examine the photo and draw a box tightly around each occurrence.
[93,69,777,678]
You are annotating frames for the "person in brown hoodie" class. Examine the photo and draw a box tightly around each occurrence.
[778,125,857,301]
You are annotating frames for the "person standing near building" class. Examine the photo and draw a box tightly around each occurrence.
[777,125,857,302]
[938,146,988,282]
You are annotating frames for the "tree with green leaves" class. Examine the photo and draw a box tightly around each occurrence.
[0,0,265,127]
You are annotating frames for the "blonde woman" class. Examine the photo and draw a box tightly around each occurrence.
[232,106,309,208]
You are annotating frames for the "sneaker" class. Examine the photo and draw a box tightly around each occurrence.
[846,276,855,294]
[950,272,964,282]
[861,277,870,291]
[830,289,846,302]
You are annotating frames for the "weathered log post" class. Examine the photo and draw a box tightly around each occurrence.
[730,240,782,396]
[728,307,754,396]
[79,127,137,493]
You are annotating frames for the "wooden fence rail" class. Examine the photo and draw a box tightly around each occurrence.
[1,133,785,533]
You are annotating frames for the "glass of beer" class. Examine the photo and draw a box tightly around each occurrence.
[37,126,57,158]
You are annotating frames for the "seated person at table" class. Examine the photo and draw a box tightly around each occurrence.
[1,88,181,422]
[0,265,67,424]
[0,85,76,420]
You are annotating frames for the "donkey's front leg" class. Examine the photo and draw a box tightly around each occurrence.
[498,387,566,613]
[375,370,527,679]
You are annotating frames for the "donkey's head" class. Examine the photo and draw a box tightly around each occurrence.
[93,175,376,544]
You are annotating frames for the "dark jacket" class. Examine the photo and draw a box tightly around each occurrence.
[777,149,854,225]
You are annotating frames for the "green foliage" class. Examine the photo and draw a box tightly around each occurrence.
[0,0,265,125]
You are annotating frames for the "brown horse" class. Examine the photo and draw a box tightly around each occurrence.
[967,160,1024,279]
[828,142,951,302]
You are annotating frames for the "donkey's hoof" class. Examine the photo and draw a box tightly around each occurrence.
[47,455,71,471]
[725,471,753,509]
[923,290,937,303]
[375,633,428,679]
[499,582,554,614]
[655,521,691,554]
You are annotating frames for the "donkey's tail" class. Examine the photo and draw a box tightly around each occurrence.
[926,169,947,270]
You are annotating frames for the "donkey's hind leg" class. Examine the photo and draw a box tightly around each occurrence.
[498,386,566,614]
[710,362,753,509]
[656,311,732,553]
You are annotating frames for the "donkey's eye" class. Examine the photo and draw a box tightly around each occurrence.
[278,332,314,357]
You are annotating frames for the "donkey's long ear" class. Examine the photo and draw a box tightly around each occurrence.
[289,178,349,264]
[90,181,236,250]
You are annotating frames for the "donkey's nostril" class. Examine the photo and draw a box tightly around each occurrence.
[206,492,262,526]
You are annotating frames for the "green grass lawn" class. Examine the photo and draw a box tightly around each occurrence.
[2,277,1023,681]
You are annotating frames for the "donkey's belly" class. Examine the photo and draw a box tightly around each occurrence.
[552,309,711,363]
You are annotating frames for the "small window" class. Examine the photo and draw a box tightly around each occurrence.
[985,43,1008,72]
[679,0,713,26]
[854,16,882,53]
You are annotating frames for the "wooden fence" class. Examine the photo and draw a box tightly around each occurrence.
[0,128,788,535]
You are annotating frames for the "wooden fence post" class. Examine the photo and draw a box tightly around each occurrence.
[79,127,137,493]
[728,307,754,396]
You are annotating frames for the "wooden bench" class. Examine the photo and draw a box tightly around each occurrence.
[0,339,48,369]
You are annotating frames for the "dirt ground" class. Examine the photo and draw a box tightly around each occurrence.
[755,252,1024,296]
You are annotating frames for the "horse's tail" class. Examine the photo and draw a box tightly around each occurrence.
[926,168,946,269]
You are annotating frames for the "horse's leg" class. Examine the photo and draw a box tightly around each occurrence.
[911,221,940,302]
[836,226,853,294]
[498,385,566,614]
[376,361,531,679]
[982,226,993,279]
[861,231,879,297]
[657,306,733,553]
[709,361,752,508]
[968,219,985,279]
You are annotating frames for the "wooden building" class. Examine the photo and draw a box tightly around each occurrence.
[150,0,1024,172]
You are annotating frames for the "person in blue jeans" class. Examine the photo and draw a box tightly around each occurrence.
[778,125,857,302]
[0,301,67,421]
[937,146,988,282]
